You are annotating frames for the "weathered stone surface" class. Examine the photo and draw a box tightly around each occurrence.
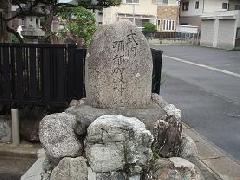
[65,101,166,136]
[85,20,153,109]
[151,93,168,108]
[85,115,153,174]
[0,115,11,142]
[95,172,127,180]
[93,172,140,180]
[50,157,88,180]
[87,143,125,172]
[69,98,86,107]
[153,157,201,180]
[164,104,181,120]
[39,112,82,160]
[181,134,198,160]
[152,116,182,158]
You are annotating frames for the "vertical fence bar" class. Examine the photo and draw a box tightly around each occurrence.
[29,47,38,98]
[15,46,24,101]
[42,47,51,103]
[56,47,65,101]
[2,46,11,99]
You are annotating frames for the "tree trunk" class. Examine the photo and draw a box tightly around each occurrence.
[42,6,54,43]
[0,0,11,42]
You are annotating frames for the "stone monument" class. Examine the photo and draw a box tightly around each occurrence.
[85,20,153,108]
[30,20,201,180]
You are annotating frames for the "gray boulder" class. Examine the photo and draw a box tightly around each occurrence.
[95,172,127,180]
[85,115,153,175]
[153,157,201,180]
[180,134,198,160]
[39,112,82,161]
[50,156,88,180]
[164,104,181,120]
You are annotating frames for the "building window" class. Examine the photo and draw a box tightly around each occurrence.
[125,0,139,4]
[163,20,175,31]
[235,5,240,10]
[163,0,168,4]
[222,3,229,10]
[172,21,175,31]
[157,19,161,30]
[195,1,199,9]
[182,2,189,11]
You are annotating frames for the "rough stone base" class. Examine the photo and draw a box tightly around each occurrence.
[152,157,201,180]
[0,115,11,142]
[65,100,166,136]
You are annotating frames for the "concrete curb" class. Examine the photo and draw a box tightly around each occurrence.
[0,142,40,158]
[183,124,240,180]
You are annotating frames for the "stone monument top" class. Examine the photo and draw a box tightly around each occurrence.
[85,20,153,109]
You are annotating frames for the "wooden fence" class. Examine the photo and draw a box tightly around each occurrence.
[0,43,86,107]
[0,43,162,108]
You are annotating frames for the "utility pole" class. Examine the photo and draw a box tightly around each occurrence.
[133,3,136,25]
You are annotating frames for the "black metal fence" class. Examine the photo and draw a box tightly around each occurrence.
[153,31,199,39]
[0,43,162,107]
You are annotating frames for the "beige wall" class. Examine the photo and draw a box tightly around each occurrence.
[103,0,158,25]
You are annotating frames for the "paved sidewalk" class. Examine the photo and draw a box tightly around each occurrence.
[0,142,39,180]
[183,124,240,180]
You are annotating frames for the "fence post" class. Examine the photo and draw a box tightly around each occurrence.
[151,49,163,94]
[11,108,20,145]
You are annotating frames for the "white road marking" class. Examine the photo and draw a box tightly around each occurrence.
[163,55,240,79]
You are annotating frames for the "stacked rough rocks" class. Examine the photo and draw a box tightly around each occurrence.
[39,20,201,180]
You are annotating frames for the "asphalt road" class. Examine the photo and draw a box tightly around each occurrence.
[152,45,240,161]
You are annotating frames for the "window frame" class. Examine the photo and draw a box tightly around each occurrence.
[222,2,229,10]
[182,2,189,11]
[162,19,175,31]
[195,1,199,9]
[123,0,140,4]
[235,5,240,10]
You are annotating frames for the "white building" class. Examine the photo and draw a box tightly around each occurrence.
[179,0,240,49]
[201,10,240,49]
[180,0,240,27]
